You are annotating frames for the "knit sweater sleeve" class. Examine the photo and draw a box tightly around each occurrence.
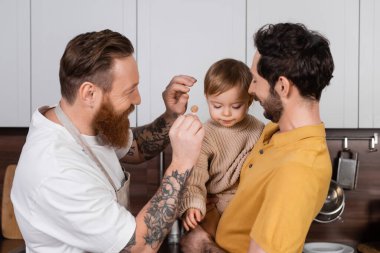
[178,133,212,217]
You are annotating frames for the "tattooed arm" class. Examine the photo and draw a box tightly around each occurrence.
[121,75,197,164]
[124,113,173,163]
[121,114,204,253]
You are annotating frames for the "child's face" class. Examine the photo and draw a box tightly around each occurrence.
[206,86,250,127]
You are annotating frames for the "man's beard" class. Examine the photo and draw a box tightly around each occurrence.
[253,88,283,123]
[93,101,135,148]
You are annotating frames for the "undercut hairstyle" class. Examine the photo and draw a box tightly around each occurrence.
[59,29,134,104]
[204,58,252,98]
[254,23,334,101]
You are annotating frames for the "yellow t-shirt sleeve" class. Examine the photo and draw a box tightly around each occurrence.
[250,165,320,253]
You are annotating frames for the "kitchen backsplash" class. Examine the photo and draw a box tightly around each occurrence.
[307,128,380,246]
[0,127,379,246]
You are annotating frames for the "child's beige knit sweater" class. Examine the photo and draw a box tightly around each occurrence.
[179,114,264,217]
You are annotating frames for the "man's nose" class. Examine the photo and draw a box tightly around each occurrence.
[133,89,141,105]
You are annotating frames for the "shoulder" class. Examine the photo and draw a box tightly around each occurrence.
[242,115,264,141]
[19,124,102,184]
[270,150,331,192]
[267,166,319,202]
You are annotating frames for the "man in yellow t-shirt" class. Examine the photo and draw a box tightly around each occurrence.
[180,22,334,253]
[216,122,331,252]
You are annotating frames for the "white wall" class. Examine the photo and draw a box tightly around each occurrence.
[0,0,379,128]
[136,0,246,125]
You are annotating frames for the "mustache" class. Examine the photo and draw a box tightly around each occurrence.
[126,104,135,115]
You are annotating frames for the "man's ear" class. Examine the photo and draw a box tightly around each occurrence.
[276,76,292,98]
[78,82,97,107]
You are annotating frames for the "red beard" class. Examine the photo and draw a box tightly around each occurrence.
[93,101,135,148]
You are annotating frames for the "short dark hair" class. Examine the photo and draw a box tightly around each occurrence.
[59,29,134,104]
[254,23,334,101]
[204,58,252,97]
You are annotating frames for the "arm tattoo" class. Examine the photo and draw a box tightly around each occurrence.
[143,169,190,249]
[121,231,136,253]
[132,114,171,161]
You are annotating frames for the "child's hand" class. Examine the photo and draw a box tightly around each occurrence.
[182,208,203,231]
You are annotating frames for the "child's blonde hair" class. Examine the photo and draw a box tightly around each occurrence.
[204,58,252,97]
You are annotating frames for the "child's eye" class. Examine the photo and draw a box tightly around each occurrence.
[213,105,222,109]
[232,105,242,109]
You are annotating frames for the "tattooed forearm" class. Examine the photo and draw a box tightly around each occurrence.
[121,231,136,253]
[132,114,171,161]
[143,169,190,249]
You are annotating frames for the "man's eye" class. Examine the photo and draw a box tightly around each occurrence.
[127,88,135,95]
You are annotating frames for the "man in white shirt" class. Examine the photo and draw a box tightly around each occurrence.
[11,29,204,253]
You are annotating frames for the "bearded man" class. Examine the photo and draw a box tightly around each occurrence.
[11,29,204,253]
[181,22,334,253]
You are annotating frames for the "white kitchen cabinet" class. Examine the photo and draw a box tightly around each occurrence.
[1,0,378,129]
[31,0,137,126]
[0,0,31,127]
[136,0,247,125]
[246,0,360,128]
[359,0,380,128]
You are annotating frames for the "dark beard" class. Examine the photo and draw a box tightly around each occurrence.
[93,101,135,149]
[253,88,284,123]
